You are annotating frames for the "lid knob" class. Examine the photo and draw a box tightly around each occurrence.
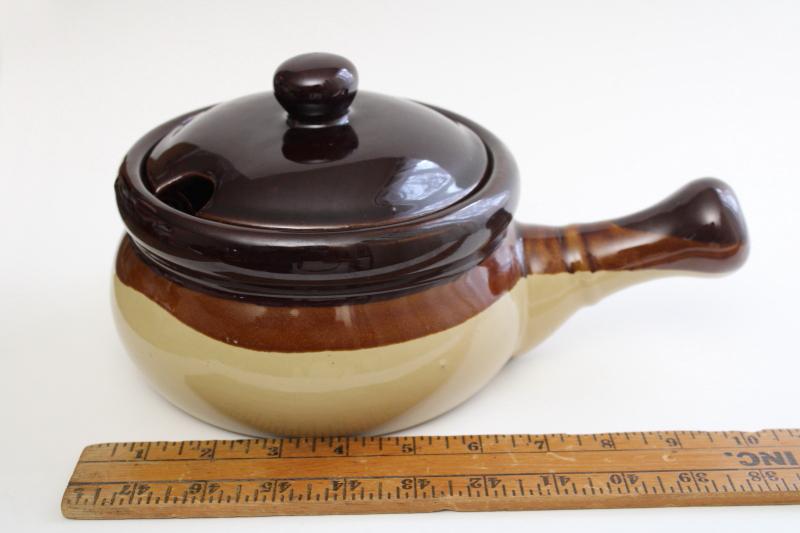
[273,53,358,126]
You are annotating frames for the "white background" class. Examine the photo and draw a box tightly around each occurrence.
[1,0,799,531]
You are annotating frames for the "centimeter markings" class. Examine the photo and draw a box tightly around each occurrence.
[62,428,800,519]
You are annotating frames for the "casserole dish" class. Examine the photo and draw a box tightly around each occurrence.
[113,53,748,436]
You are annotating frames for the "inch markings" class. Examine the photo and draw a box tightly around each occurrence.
[78,429,800,463]
[62,429,800,519]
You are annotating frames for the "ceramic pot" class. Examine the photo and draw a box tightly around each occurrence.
[113,53,748,436]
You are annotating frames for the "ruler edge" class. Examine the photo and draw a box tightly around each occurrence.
[62,491,800,520]
[74,427,795,454]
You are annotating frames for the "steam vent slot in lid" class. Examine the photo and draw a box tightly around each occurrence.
[155,174,215,216]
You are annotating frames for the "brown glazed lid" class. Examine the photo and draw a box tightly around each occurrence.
[115,53,518,303]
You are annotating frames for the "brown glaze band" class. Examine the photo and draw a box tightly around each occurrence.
[520,178,748,275]
[117,178,746,352]
[116,233,523,353]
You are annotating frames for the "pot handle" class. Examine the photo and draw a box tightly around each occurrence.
[512,178,748,356]
[519,178,748,276]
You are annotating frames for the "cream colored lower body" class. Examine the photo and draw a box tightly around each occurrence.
[113,277,527,437]
[113,270,673,437]
[515,269,675,356]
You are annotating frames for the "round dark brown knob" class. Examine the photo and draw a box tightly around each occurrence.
[273,53,358,125]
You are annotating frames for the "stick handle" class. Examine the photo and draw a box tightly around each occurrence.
[520,178,749,275]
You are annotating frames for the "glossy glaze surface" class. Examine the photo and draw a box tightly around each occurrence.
[116,178,747,353]
[113,177,748,435]
[521,178,748,275]
[273,52,358,125]
[111,53,750,436]
[115,232,522,352]
[113,258,701,436]
[114,274,527,436]
[145,92,487,229]
[117,105,515,304]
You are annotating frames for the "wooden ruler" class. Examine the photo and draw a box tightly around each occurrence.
[62,428,800,519]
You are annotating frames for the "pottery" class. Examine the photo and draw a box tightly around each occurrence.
[113,53,748,436]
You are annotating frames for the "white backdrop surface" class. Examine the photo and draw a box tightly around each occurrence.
[1,0,799,531]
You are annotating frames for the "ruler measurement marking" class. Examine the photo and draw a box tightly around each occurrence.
[620,471,631,494]
[82,429,800,460]
[65,465,800,488]
[63,429,800,519]
[78,443,800,463]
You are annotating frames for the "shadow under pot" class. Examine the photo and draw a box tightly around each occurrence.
[113,53,748,437]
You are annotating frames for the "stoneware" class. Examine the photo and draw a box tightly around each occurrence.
[113,53,748,436]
